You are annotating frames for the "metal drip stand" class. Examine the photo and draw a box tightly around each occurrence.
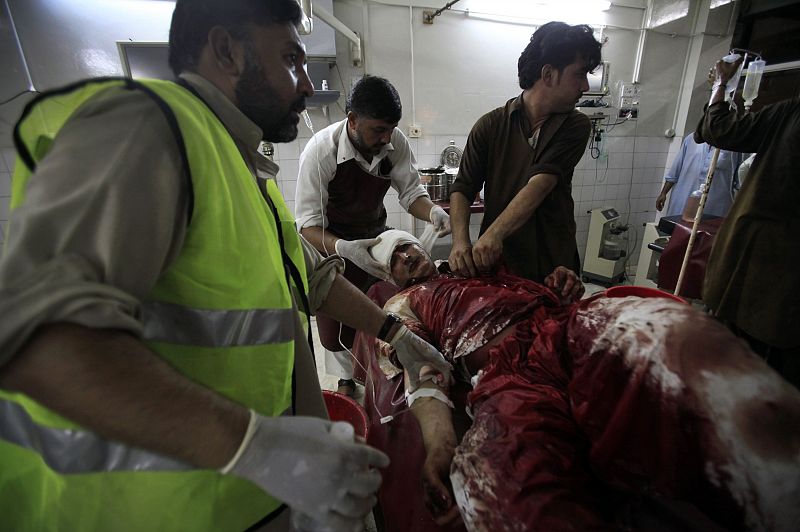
[674,50,763,297]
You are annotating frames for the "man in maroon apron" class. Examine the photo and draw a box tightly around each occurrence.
[296,76,450,396]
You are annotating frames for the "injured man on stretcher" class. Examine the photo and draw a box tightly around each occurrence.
[368,230,800,532]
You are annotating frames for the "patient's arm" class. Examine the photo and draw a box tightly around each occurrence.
[408,373,461,526]
[378,292,435,368]
[383,291,423,329]
[380,289,461,523]
[544,266,584,303]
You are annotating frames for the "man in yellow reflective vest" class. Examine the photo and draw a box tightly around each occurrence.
[0,1,451,531]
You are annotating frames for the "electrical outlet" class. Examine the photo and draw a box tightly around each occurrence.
[408,125,422,138]
[620,82,641,97]
[618,83,642,112]
[618,107,639,119]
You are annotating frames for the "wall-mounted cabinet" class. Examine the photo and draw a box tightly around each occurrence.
[304,0,337,60]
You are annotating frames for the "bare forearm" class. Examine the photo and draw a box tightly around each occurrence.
[408,196,436,222]
[301,226,341,256]
[660,181,675,195]
[449,192,473,243]
[710,84,726,106]
[0,323,248,469]
[317,273,399,339]
[411,392,457,453]
[483,173,556,241]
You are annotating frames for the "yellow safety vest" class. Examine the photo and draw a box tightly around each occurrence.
[1,77,310,531]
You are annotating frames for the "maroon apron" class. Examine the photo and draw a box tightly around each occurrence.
[318,157,394,351]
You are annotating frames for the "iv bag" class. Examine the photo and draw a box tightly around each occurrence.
[742,60,766,108]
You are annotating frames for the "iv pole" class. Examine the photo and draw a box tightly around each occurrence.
[674,51,760,297]
[674,147,720,297]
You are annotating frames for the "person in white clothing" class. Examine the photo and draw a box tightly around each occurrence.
[295,76,450,396]
[655,133,745,218]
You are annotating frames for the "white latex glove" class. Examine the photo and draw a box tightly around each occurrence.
[335,237,390,279]
[429,205,451,236]
[388,325,453,391]
[224,412,389,531]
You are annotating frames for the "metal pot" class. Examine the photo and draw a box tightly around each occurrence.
[423,184,446,201]
[444,168,458,198]
[419,167,447,202]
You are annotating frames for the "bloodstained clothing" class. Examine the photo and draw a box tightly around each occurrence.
[382,275,800,531]
[384,272,560,366]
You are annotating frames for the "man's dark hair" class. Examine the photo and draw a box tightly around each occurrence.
[168,0,302,76]
[518,22,602,90]
[346,76,402,123]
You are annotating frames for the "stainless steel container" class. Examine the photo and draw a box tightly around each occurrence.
[443,168,458,199]
[419,167,447,202]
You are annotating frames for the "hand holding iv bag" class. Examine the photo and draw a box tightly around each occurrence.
[710,53,743,105]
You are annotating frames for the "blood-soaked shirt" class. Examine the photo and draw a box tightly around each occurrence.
[384,272,560,363]
[453,295,800,532]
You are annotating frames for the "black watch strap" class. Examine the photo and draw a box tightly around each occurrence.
[378,312,402,342]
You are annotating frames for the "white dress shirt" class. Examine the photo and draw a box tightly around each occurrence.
[295,118,428,230]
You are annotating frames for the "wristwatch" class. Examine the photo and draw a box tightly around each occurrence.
[378,312,402,342]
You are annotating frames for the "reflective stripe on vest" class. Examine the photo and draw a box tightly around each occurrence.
[0,398,292,474]
[141,301,296,347]
[0,399,190,473]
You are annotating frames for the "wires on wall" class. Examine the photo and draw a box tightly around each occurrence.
[0,89,37,106]
[589,121,603,160]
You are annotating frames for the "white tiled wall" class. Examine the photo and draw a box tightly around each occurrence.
[270,133,671,277]
[0,131,672,279]
[573,135,670,275]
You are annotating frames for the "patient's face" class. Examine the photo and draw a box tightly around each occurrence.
[390,243,437,288]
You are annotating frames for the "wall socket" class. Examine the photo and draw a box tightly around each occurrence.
[408,125,422,138]
[621,83,640,97]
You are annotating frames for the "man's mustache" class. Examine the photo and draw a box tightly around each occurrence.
[291,98,306,114]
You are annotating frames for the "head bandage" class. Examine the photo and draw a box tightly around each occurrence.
[369,230,424,273]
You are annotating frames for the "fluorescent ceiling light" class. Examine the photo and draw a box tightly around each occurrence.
[467,0,610,18]
[466,11,540,26]
[465,0,611,25]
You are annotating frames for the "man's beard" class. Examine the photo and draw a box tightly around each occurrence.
[350,128,382,156]
[235,45,305,143]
